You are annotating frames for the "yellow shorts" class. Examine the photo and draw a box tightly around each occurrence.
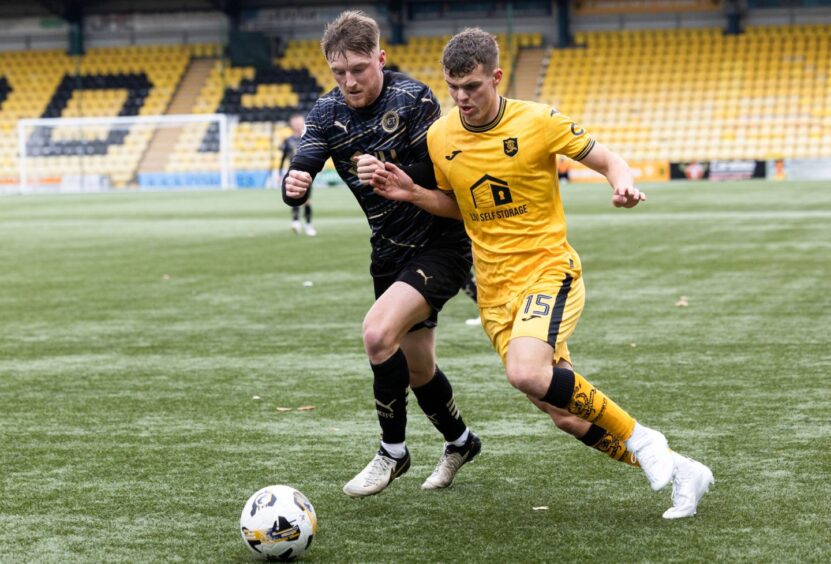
[481,271,586,366]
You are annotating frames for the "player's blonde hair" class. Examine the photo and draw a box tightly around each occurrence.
[320,10,380,61]
[442,28,500,77]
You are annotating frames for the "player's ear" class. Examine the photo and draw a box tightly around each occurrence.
[493,67,503,86]
[378,49,386,67]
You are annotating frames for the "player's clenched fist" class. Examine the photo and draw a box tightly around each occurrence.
[284,170,312,198]
[355,154,384,185]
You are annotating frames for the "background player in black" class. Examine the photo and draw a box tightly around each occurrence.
[282,10,481,497]
[279,113,316,236]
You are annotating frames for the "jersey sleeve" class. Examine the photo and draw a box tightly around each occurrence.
[546,109,596,161]
[426,121,452,193]
[291,101,329,174]
[407,86,442,161]
[433,162,452,194]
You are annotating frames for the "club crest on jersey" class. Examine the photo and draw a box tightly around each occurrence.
[570,123,585,136]
[503,137,519,157]
[381,111,400,133]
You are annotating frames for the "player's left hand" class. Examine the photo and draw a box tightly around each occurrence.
[355,155,384,185]
[612,185,646,208]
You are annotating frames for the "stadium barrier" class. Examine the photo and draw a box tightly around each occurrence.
[669,160,766,181]
[768,158,831,181]
[564,160,670,183]
[138,170,269,189]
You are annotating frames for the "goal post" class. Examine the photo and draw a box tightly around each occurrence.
[17,113,231,193]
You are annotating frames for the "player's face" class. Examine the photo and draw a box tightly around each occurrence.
[328,49,386,109]
[444,64,503,126]
[289,116,305,136]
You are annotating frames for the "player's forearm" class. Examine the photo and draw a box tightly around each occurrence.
[601,153,634,192]
[409,186,462,220]
[582,142,633,190]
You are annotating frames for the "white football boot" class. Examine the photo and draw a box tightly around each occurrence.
[291,220,302,234]
[421,432,482,490]
[343,446,411,498]
[625,423,675,491]
[662,452,714,519]
[303,223,317,237]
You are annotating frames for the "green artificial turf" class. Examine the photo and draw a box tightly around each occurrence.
[1,181,829,562]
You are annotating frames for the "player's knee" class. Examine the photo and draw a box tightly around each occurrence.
[362,323,397,362]
[505,364,547,397]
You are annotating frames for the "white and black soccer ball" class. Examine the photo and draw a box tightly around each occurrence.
[240,485,317,561]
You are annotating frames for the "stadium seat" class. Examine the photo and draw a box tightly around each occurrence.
[539,24,830,160]
[1,44,190,183]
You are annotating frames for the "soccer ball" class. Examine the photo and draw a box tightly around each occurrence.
[240,485,317,561]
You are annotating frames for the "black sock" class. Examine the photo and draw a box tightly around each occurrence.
[371,349,410,444]
[291,206,300,221]
[412,367,467,442]
[304,204,312,223]
[540,366,575,408]
[578,423,607,447]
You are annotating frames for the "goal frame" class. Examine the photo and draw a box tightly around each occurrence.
[17,113,231,192]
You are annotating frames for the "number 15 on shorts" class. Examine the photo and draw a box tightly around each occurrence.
[520,294,554,322]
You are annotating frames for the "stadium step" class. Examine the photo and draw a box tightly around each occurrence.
[137,58,217,174]
[512,47,546,101]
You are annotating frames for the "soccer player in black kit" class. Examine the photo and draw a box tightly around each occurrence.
[282,10,481,497]
[279,113,316,236]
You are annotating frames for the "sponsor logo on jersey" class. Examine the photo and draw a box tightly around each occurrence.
[570,123,585,136]
[470,174,513,208]
[467,174,530,222]
[445,150,463,161]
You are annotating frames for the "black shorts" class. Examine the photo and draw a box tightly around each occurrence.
[372,246,472,331]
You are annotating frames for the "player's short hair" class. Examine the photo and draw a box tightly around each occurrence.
[320,10,380,60]
[442,28,500,77]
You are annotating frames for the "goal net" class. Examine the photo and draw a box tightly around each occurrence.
[17,113,231,193]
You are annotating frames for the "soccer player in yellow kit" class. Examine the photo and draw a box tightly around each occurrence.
[359,28,713,519]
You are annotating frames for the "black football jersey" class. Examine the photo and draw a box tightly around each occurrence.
[291,70,470,275]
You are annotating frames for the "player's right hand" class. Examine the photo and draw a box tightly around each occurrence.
[284,170,312,198]
[371,162,416,202]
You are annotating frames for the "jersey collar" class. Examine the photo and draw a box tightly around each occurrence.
[461,96,506,133]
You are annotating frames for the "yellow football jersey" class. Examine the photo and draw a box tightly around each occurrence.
[427,97,595,307]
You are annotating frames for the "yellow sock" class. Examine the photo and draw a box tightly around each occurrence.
[592,431,640,467]
[542,368,636,441]
[569,372,636,440]
[578,423,639,466]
